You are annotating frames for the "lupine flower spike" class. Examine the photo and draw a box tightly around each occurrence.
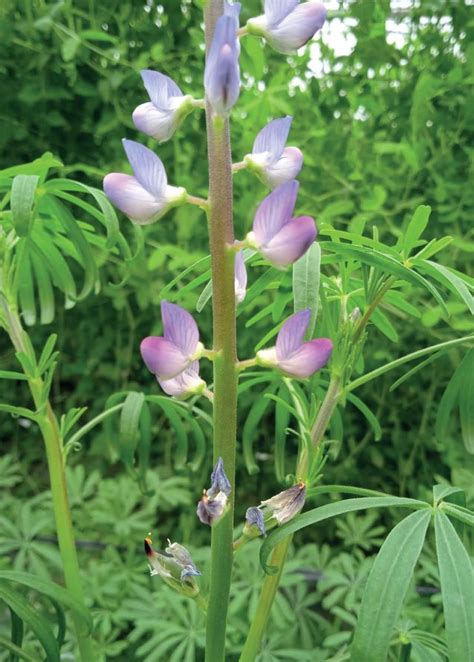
[257,309,332,378]
[245,483,307,537]
[247,1,327,54]
[204,3,241,116]
[133,70,195,143]
[104,140,186,225]
[140,301,205,397]
[244,116,303,188]
[235,250,247,303]
[197,457,231,525]
[247,180,316,268]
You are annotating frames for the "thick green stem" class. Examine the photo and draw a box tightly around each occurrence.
[3,306,94,661]
[204,3,238,661]
[239,375,342,661]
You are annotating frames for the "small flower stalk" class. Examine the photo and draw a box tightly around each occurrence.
[144,535,201,597]
[244,482,307,537]
[257,309,333,378]
[247,1,327,54]
[103,140,187,225]
[197,457,232,525]
[140,301,206,398]
[133,70,197,143]
[244,116,303,188]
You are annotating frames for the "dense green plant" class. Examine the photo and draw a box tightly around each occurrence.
[1,1,473,661]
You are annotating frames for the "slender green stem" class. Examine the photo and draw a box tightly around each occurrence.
[204,3,238,661]
[239,375,342,660]
[3,306,94,661]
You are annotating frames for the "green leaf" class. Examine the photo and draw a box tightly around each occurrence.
[418,260,474,314]
[403,205,431,256]
[321,242,447,313]
[119,392,145,466]
[346,393,382,441]
[435,511,474,661]
[242,386,276,475]
[458,349,474,453]
[0,571,92,635]
[0,371,28,381]
[0,404,38,421]
[0,637,36,662]
[351,509,431,662]
[260,496,429,574]
[0,583,59,661]
[11,175,39,236]
[441,502,474,528]
[274,386,291,482]
[9,605,23,662]
[30,249,55,324]
[292,243,321,339]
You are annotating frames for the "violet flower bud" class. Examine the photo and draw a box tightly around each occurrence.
[197,457,231,525]
[247,1,327,54]
[257,309,332,378]
[244,116,303,188]
[140,301,204,386]
[103,140,186,225]
[246,180,316,268]
[235,250,247,303]
[133,70,195,143]
[204,3,241,115]
[244,506,267,537]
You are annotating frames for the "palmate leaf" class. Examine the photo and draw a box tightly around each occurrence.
[350,509,431,661]
[434,511,474,662]
[260,496,429,574]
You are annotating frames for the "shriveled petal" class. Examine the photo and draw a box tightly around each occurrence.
[122,139,167,195]
[209,457,231,498]
[277,337,333,378]
[205,14,240,115]
[132,102,177,143]
[264,0,298,25]
[276,309,311,359]
[252,116,292,162]
[165,541,201,580]
[140,70,182,108]
[260,214,316,267]
[245,507,266,536]
[161,301,199,356]
[264,146,303,188]
[197,492,228,525]
[140,336,189,380]
[158,362,204,397]
[103,173,165,224]
[235,250,247,303]
[268,1,327,53]
[261,483,306,524]
[253,180,299,246]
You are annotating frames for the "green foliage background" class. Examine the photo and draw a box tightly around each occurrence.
[0,0,472,659]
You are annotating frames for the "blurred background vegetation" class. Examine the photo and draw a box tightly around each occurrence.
[0,0,472,659]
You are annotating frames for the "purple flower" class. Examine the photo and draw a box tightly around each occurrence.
[247,1,327,54]
[132,70,194,143]
[140,301,203,388]
[247,180,316,268]
[158,361,205,399]
[197,457,231,525]
[257,309,332,378]
[103,140,186,225]
[244,116,303,188]
[235,250,247,303]
[204,3,241,115]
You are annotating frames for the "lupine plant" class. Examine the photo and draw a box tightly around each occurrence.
[1,1,473,661]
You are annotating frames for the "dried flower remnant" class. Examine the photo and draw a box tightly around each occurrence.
[257,309,332,378]
[144,535,201,596]
[247,0,327,54]
[103,140,186,225]
[244,116,303,188]
[197,457,232,525]
[244,483,307,537]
